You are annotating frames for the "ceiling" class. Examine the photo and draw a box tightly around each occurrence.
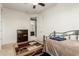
[2,3,56,14]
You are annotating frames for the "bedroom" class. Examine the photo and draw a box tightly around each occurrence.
[0,3,79,56]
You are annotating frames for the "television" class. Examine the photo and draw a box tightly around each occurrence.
[17,30,28,43]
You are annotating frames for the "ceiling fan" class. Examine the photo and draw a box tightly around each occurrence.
[33,3,45,9]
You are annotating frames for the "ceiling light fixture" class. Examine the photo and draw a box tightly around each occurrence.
[32,3,38,5]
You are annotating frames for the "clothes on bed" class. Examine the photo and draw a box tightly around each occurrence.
[49,35,66,41]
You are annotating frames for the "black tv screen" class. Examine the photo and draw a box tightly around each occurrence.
[17,30,28,43]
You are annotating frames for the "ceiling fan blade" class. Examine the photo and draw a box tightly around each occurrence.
[33,5,36,9]
[38,3,45,6]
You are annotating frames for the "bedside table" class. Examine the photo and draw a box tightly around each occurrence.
[15,40,43,56]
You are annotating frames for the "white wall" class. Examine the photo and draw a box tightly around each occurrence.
[37,3,79,40]
[2,8,33,45]
[3,3,79,45]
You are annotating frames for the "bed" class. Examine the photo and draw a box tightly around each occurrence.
[45,30,79,56]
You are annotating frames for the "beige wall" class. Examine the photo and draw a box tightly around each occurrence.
[0,4,2,49]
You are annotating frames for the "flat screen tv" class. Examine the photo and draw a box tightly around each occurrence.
[17,30,28,43]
